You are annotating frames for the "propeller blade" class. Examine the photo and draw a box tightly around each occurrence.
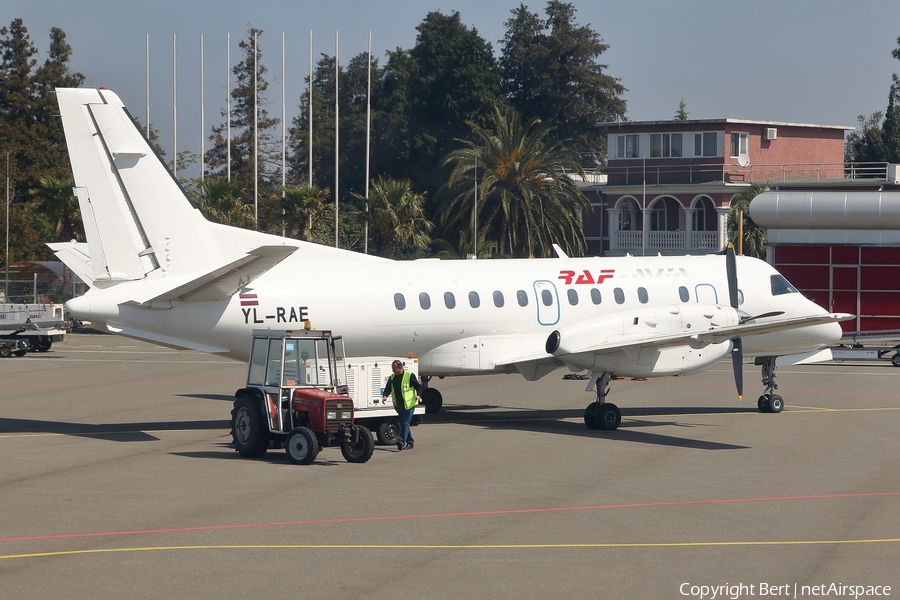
[726,244,739,309]
[731,337,743,401]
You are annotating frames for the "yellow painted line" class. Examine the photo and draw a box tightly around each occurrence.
[4,538,900,561]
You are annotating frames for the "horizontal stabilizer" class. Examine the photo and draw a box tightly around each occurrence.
[47,241,95,285]
[133,245,297,306]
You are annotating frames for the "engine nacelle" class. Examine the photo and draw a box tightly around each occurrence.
[547,304,739,377]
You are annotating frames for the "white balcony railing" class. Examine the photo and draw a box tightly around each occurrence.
[611,230,720,253]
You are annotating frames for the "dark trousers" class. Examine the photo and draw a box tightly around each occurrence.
[398,406,415,447]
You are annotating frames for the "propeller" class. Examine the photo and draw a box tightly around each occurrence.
[725,244,743,402]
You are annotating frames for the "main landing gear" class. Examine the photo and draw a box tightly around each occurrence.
[421,376,443,414]
[755,356,784,414]
[583,372,622,431]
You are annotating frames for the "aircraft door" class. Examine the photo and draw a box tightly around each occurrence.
[533,281,560,326]
[694,283,719,304]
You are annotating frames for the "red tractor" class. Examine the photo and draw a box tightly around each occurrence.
[231,328,375,464]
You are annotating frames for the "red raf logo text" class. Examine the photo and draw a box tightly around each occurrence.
[558,269,615,285]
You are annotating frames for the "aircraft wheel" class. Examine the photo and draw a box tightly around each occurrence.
[341,425,375,463]
[423,388,443,414]
[285,427,319,465]
[583,402,600,429]
[768,394,784,413]
[231,396,268,458]
[376,420,399,445]
[758,395,770,412]
[596,402,621,431]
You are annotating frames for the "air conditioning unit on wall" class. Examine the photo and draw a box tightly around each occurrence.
[763,128,778,140]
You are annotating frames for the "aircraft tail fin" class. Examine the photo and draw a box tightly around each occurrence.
[55,88,221,283]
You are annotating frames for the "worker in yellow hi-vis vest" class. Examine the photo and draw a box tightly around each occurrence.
[381,359,422,451]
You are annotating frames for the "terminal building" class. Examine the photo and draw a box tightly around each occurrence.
[578,118,900,334]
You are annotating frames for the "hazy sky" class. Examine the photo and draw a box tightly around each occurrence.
[8,0,900,176]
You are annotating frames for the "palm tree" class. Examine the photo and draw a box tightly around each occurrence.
[728,183,769,259]
[35,176,82,242]
[195,176,254,228]
[282,185,332,243]
[439,105,591,258]
[352,177,433,259]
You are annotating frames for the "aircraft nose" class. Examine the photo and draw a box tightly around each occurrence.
[65,295,91,320]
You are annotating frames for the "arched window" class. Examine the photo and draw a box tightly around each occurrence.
[493,291,504,307]
[567,288,578,305]
[394,293,406,310]
[444,292,456,309]
[419,292,431,310]
[516,290,529,307]
[590,288,601,305]
[469,291,481,308]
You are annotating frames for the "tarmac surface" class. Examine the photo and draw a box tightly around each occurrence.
[1,333,899,599]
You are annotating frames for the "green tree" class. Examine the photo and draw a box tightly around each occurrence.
[674,98,689,120]
[205,27,280,229]
[728,183,769,259]
[353,177,432,259]
[381,11,502,198]
[500,2,626,161]
[0,19,84,261]
[281,184,332,243]
[845,112,886,164]
[34,176,81,242]
[440,105,590,258]
[195,176,254,228]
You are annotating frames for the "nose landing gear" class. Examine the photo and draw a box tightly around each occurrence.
[756,356,784,413]
[583,372,621,430]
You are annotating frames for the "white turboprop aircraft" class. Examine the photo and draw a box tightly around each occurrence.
[50,87,850,430]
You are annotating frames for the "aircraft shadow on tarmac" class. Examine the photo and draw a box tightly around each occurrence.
[0,417,230,442]
[177,393,237,402]
[422,405,752,451]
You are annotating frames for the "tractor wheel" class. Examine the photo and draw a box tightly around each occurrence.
[36,338,52,352]
[285,427,319,465]
[423,388,443,414]
[376,420,399,445]
[14,349,26,357]
[0,346,10,358]
[231,396,268,458]
[341,425,375,463]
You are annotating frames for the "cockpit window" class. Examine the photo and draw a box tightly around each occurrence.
[770,274,799,296]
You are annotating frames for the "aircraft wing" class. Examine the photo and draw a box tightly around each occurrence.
[499,312,853,375]
[130,245,297,306]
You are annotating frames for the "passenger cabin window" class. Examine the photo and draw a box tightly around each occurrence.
[469,291,481,308]
[444,292,456,309]
[493,291,504,308]
[567,288,578,305]
[541,289,553,306]
[614,287,625,304]
[517,290,529,307]
[419,292,431,310]
[678,286,689,302]
[637,287,648,304]
[771,275,798,296]
[591,288,602,305]
[394,293,406,310]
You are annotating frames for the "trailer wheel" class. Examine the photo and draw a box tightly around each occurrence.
[376,420,399,445]
[341,425,375,463]
[423,388,443,414]
[0,346,10,358]
[14,349,26,357]
[285,427,319,465]
[892,353,900,367]
[231,396,268,458]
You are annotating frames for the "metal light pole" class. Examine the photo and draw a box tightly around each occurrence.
[5,152,9,302]
[364,31,371,255]
[334,31,339,249]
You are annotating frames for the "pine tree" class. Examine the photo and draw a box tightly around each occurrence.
[205,27,280,229]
